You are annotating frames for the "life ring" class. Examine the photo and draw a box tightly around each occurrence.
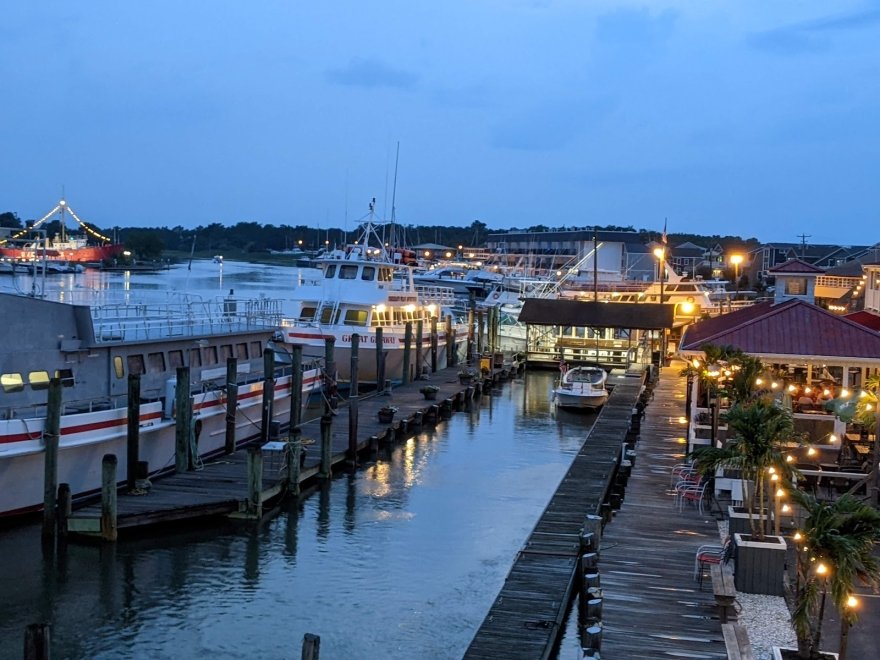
[492,292,501,300]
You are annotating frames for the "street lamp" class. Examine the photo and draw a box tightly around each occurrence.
[730,254,743,300]
[653,247,666,303]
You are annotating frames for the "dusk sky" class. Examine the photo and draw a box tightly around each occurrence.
[1,2,878,244]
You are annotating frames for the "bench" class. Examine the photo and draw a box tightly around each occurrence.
[721,622,754,660]
[710,563,738,623]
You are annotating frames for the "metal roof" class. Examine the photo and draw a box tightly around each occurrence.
[518,299,674,329]
[679,299,880,361]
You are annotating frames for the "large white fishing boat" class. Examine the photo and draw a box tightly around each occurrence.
[279,217,469,384]
[0,292,322,519]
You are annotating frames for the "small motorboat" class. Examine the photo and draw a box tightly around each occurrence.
[553,364,609,411]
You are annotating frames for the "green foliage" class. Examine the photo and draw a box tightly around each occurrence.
[124,231,165,259]
[0,211,22,229]
[788,490,880,658]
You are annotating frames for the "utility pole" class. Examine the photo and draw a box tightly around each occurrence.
[797,233,811,259]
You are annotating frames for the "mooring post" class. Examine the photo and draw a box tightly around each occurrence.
[289,345,303,430]
[57,483,71,541]
[323,337,336,415]
[477,309,485,355]
[247,446,263,518]
[402,322,412,385]
[42,378,62,540]
[319,414,332,480]
[126,374,140,492]
[23,623,50,660]
[375,327,384,393]
[288,426,302,495]
[466,294,475,365]
[450,327,458,366]
[261,347,275,443]
[430,316,438,373]
[415,319,424,378]
[101,454,118,542]
[175,367,191,473]
[225,357,238,454]
[301,633,320,660]
[348,334,360,467]
[445,315,453,367]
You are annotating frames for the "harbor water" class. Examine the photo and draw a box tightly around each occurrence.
[0,261,594,659]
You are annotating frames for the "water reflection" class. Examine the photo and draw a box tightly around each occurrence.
[0,368,595,659]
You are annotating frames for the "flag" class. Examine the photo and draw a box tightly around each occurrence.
[662,218,667,245]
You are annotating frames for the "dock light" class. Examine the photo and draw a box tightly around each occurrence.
[841,388,850,398]
[771,381,779,389]
[298,239,303,245]
[776,488,785,498]
[556,270,563,277]
[816,563,829,576]
[123,250,131,257]
[458,245,463,250]
[804,386,812,394]
[768,466,776,474]
[786,455,794,462]
[375,304,387,313]
[445,251,452,258]
[846,595,859,609]
[788,384,797,393]
[692,359,700,368]
[860,390,869,398]
[793,531,802,541]
[424,250,431,257]
[867,404,874,411]
[823,389,831,396]
[680,301,695,314]
[829,434,838,443]
[782,504,791,513]
[756,378,764,386]
[771,473,779,482]
[678,416,687,424]
[807,447,817,456]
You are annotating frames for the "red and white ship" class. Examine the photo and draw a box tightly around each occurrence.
[0,198,124,264]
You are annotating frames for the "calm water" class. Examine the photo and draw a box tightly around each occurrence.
[1,261,593,659]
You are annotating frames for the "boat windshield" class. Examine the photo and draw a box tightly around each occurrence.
[571,369,604,384]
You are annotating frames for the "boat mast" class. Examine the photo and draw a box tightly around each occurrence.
[389,141,400,252]
[593,225,598,302]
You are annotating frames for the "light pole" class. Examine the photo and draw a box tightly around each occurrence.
[730,254,743,300]
[653,247,666,303]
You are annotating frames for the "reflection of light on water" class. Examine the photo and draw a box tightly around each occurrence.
[365,462,392,498]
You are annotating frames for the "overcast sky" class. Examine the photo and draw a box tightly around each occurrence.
[1,1,877,244]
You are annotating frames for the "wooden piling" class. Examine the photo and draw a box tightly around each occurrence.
[42,378,62,539]
[247,446,263,518]
[57,483,71,541]
[466,297,475,364]
[323,337,336,414]
[288,345,303,430]
[477,309,485,355]
[415,319,424,379]
[430,316,438,372]
[376,327,385,392]
[319,414,332,480]
[23,623,50,660]
[174,367,191,473]
[261,347,275,443]
[126,374,140,492]
[402,322,412,385]
[445,315,453,367]
[288,426,302,496]
[301,633,320,660]
[101,454,118,542]
[348,334,360,467]
[225,357,238,454]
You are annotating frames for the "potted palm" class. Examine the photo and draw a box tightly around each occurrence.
[775,491,880,660]
[420,385,440,400]
[692,396,800,595]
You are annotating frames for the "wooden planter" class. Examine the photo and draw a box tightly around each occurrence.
[377,411,395,424]
[733,533,787,596]
[772,648,837,660]
[459,375,474,385]
[422,390,438,400]
[727,505,769,537]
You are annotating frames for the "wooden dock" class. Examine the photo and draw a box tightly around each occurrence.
[597,361,727,658]
[66,362,521,539]
[464,368,645,660]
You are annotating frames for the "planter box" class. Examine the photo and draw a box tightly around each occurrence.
[422,391,437,400]
[459,375,474,385]
[772,647,837,660]
[377,411,395,424]
[728,505,769,537]
[734,533,787,596]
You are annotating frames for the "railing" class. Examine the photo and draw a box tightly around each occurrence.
[91,296,283,343]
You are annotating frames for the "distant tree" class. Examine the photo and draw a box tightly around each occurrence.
[125,231,165,259]
[0,211,22,229]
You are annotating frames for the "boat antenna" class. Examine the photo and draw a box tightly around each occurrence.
[187,233,196,271]
[59,185,66,243]
[389,141,400,249]
[593,225,599,301]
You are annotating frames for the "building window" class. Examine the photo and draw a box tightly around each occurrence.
[28,371,51,390]
[55,369,75,387]
[784,277,808,296]
[1,373,24,393]
[127,355,146,376]
[147,352,166,373]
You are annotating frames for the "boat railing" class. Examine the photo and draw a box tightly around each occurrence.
[90,296,284,343]
[415,285,458,307]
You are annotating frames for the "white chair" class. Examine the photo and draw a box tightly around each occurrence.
[677,479,709,515]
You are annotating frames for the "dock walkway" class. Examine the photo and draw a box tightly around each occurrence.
[598,361,727,658]
[464,369,645,660]
[66,362,520,538]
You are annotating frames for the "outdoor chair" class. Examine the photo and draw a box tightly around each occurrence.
[694,536,734,587]
[676,478,709,515]
[670,462,698,487]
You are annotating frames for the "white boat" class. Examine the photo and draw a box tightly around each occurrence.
[553,365,609,411]
[279,214,469,384]
[0,292,322,519]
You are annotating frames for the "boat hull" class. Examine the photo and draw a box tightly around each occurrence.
[0,244,124,264]
[553,390,609,410]
[0,371,321,518]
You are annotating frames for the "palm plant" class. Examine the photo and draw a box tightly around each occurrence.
[788,489,880,659]
[692,398,799,539]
